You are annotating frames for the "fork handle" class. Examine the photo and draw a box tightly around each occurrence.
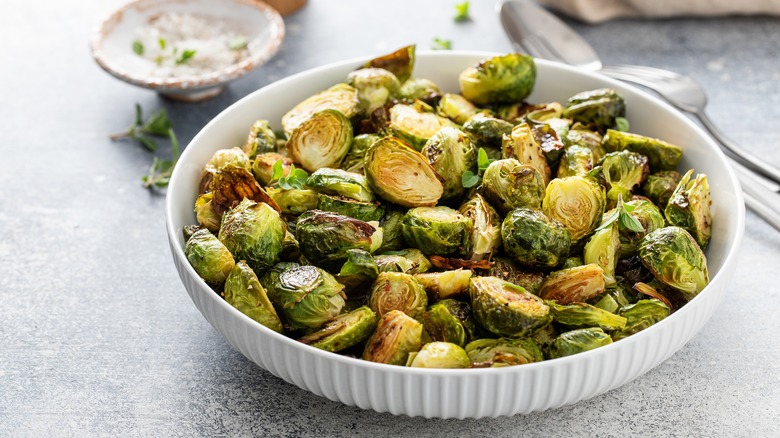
[732,159,780,231]
[696,111,780,186]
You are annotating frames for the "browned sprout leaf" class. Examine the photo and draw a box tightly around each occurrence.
[632,282,673,311]
[210,165,280,215]
[429,255,492,270]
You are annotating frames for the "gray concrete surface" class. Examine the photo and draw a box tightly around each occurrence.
[1,0,779,436]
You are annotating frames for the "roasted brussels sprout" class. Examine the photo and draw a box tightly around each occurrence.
[421,299,478,347]
[487,257,545,295]
[263,264,346,331]
[501,208,572,269]
[281,83,361,136]
[298,306,378,352]
[266,187,319,216]
[362,310,423,365]
[470,276,551,337]
[252,152,293,186]
[547,327,613,359]
[376,209,405,253]
[547,300,627,331]
[208,165,281,216]
[481,159,545,214]
[296,210,381,269]
[462,114,514,148]
[542,175,606,242]
[436,93,478,124]
[583,222,620,286]
[562,256,584,270]
[194,192,221,232]
[601,150,650,203]
[364,136,444,207]
[387,102,457,151]
[362,45,415,83]
[642,170,682,208]
[218,199,285,275]
[316,193,385,222]
[665,170,712,248]
[182,225,202,241]
[459,53,536,105]
[557,145,594,178]
[619,198,666,254]
[539,264,606,304]
[502,122,552,185]
[306,168,374,202]
[335,249,379,297]
[243,119,277,159]
[466,337,544,367]
[602,129,683,171]
[287,109,353,173]
[346,68,401,114]
[566,127,605,162]
[638,227,709,300]
[401,206,472,256]
[280,228,301,262]
[532,123,565,168]
[199,147,252,193]
[375,254,417,274]
[224,261,283,333]
[407,342,471,368]
[524,102,565,123]
[415,269,472,301]
[421,127,477,202]
[384,249,432,273]
[562,88,626,133]
[459,194,502,261]
[398,78,442,103]
[185,229,235,287]
[612,299,670,341]
[341,133,380,174]
[368,271,428,319]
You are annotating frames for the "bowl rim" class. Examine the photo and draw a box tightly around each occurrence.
[166,50,745,376]
[90,0,285,91]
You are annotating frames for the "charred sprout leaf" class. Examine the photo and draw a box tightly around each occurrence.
[218,199,286,275]
[463,114,514,148]
[408,342,470,368]
[266,187,319,216]
[665,169,712,248]
[602,129,683,171]
[612,299,669,341]
[243,119,277,159]
[281,83,361,137]
[362,310,423,365]
[547,327,613,359]
[642,170,682,208]
[387,103,457,151]
[466,337,544,367]
[432,37,453,50]
[532,123,565,169]
[264,264,346,331]
[307,168,374,202]
[557,145,594,178]
[296,210,380,269]
[415,269,473,301]
[210,165,280,215]
[437,93,478,125]
[638,226,709,300]
[421,299,477,347]
[194,192,221,232]
[501,208,571,269]
[347,68,401,115]
[454,1,470,22]
[362,45,416,84]
[185,229,235,287]
[502,123,552,185]
[401,206,473,256]
[632,282,673,310]
[542,175,606,242]
[459,194,502,261]
[482,159,545,214]
[487,257,545,295]
[287,109,353,173]
[562,88,626,133]
[428,255,491,270]
[224,261,283,333]
[336,249,379,297]
[539,264,606,304]
[421,127,477,202]
[459,53,536,105]
[583,222,620,286]
[546,300,627,331]
[298,306,378,352]
[316,193,385,222]
[199,147,251,192]
[368,271,428,319]
[601,150,649,203]
[398,78,442,104]
[470,276,551,337]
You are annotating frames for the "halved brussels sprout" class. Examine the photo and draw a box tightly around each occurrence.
[362,309,423,365]
[487,257,545,295]
[462,114,514,148]
[364,136,444,207]
[398,78,442,104]
[542,175,606,242]
[459,53,536,105]
[639,227,709,300]
[459,194,502,261]
[218,199,285,275]
[341,133,380,174]
[437,93,478,125]
[502,122,552,185]
[306,168,374,202]
[546,300,627,331]
[368,271,428,319]
[401,206,472,256]
[266,187,319,216]
[387,103,458,151]
[346,68,401,114]
[383,248,432,273]
[501,208,572,269]
[470,276,551,337]
[407,342,470,368]
[243,119,277,159]
[665,170,712,248]
[612,299,670,341]
[583,222,620,286]
[208,165,281,215]
[287,109,353,173]
[421,299,478,347]
[316,193,385,222]
[335,249,379,297]
[224,261,283,333]
[185,229,235,287]
[182,225,202,241]
[252,152,293,186]
[280,228,301,262]
[263,264,346,331]
[524,102,565,123]
[376,209,405,253]
[539,264,606,304]
[642,170,682,208]
[562,256,584,270]
[362,45,415,83]
[375,254,417,274]
[602,129,683,171]
[566,127,605,162]
[557,145,594,178]
[532,123,565,168]
[466,337,544,367]
[194,192,221,232]
[482,159,545,214]
[415,269,473,301]
[601,150,650,203]
[298,306,378,352]
[547,327,613,359]
[421,127,477,202]
[199,147,252,193]
[562,88,626,133]
[296,210,380,269]
[619,198,666,254]
[281,83,361,136]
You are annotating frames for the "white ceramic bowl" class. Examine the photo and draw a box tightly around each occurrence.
[91,0,284,102]
[166,52,745,418]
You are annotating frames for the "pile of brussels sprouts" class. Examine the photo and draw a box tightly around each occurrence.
[184,46,712,368]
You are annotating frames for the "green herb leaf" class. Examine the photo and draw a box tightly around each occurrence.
[272,159,284,181]
[134,103,144,127]
[158,37,167,49]
[168,128,180,164]
[619,209,645,233]
[175,49,197,65]
[615,117,630,132]
[595,209,619,232]
[432,37,452,51]
[132,40,144,56]
[477,147,493,173]
[140,109,173,137]
[461,170,480,188]
[137,136,157,152]
[454,1,470,22]
[276,163,308,190]
[228,36,249,50]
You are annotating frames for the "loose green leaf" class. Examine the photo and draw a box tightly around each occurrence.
[454,1,470,22]
[595,194,645,233]
[137,136,157,152]
[277,163,309,190]
[158,37,167,49]
[228,36,249,50]
[175,49,197,65]
[140,108,173,137]
[477,147,493,172]
[132,40,144,56]
[461,171,480,188]
[615,117,630,132]
[432,38,452,51]
[272,159,284,180]
[141,128,179,189]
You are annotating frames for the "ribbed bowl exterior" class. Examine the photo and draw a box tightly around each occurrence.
[167,52,744,418]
